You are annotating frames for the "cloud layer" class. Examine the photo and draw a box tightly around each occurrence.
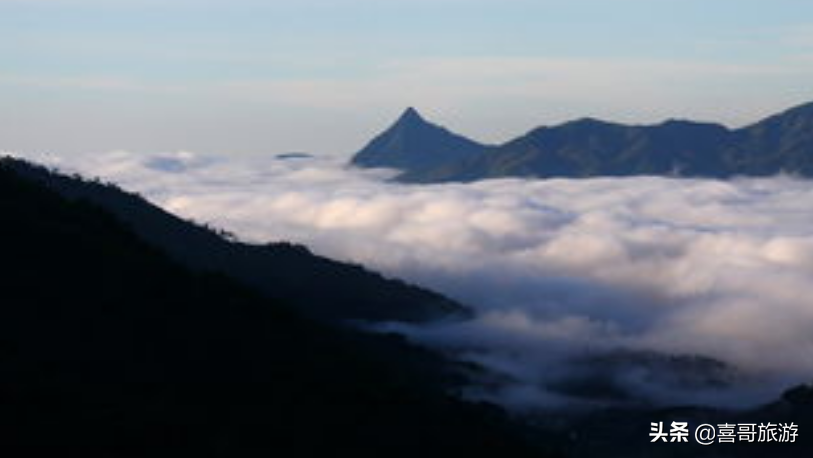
[15,149,813,411]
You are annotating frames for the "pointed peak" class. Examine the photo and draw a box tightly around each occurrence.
[397,106,426,124]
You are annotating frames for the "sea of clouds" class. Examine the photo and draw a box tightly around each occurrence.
[12,149,813,411]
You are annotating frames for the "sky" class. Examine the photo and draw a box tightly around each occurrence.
[3,0,813,156]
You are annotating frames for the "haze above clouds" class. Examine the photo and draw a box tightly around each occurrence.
[15,149,813,411]
[3,0,813,154]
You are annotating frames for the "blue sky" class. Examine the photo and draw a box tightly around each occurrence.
[3,0,813,155]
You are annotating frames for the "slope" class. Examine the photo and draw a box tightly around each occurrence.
[0,159,544,457]
[4,158,467,323]
[351,107,487,179]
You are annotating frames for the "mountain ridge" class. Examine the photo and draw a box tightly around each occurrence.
[2,157,468,323]
[351,101,813,182]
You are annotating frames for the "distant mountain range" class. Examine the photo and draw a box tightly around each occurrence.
[351,101,813,182]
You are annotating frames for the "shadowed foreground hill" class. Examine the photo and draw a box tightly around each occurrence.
[0,161,548,457]
[4,158,466,324]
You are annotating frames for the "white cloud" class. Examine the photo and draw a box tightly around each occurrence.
[16,149,813,411]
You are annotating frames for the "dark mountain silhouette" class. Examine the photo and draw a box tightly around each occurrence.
[4,159,467,324]
[351,107,487,179]
[351,101,813,182]
[0,159,548,457]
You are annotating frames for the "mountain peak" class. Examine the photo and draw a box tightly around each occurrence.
[351,108,486,172]
[396,107,426,126]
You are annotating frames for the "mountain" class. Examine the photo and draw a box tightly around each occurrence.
[736,101,813,176]
[0,158,549,457]
[4,158,467,324]
[350,101,813,182]
[434,118,734,181]
[351,107,487,180]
